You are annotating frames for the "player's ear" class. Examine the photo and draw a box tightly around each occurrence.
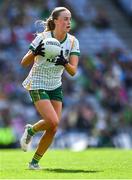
[54,19,58,26]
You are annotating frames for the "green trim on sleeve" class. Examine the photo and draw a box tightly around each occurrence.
[29,45,34,50]
[70,52,80,56]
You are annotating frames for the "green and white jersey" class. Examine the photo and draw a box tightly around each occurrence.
[22,31,80,91]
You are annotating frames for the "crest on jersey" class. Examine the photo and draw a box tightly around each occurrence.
[65,49,69,57]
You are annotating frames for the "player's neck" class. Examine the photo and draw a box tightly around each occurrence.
[52,30,67,42]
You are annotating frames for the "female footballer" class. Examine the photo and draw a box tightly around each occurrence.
[20,7,80,170]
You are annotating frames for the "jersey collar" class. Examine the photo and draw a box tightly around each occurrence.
[51,31,67,44]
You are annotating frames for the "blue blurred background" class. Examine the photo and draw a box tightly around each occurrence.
[0,0,132,150]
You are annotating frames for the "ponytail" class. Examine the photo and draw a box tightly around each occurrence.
[45,17,55,31]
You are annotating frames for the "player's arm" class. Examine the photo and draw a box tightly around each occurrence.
[64,37,80,76]
[21,50,35,67]
[65,55,79,76]
[55,51,80,76]
[21,40,45,67]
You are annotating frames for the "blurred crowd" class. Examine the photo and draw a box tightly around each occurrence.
[0,0,132,150]
[113,0,132,22]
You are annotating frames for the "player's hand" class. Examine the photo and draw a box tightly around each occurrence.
[55,50,68,66]
[32,40,45,57]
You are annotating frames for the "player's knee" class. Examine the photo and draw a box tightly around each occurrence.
[49,117,59,130]
[50,125,58,134]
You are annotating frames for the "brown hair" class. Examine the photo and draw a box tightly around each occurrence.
[45,7,68,31]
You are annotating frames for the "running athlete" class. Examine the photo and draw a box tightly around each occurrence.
[20,7,80,170]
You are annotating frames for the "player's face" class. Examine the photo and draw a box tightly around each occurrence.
[55,10,71,33]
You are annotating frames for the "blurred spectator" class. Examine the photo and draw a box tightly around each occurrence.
[92,8,111,29]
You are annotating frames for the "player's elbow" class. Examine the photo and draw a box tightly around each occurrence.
[21,51,34,67]
[20,56,33,67]
[21,59,27,67]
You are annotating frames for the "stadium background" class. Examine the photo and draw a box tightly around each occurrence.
[0,0,132,150]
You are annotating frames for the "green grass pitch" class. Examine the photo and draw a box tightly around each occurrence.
[0,148,132,179]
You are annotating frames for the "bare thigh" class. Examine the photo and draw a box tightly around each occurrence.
[51,100,62,121]
[34,100,59,128]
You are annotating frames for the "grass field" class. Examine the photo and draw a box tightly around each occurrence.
[0,148,132,179]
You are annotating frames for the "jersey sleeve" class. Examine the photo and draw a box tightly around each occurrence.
[70,37,80,56]
[29,34,43,51]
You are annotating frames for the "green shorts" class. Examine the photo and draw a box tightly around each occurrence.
[29,86,63,103]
